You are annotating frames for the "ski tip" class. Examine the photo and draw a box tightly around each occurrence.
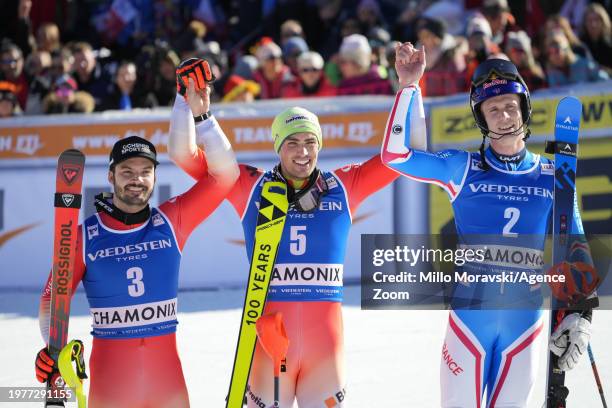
[60,149,85,157]
[58,149,86,163]
[557,95,582,108]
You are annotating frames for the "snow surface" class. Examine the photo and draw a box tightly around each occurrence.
[1,287,609,407]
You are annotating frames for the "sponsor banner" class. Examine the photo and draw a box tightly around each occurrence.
[430,87,612,145]
[0,111,390,160]
[87,238,173,262]
[459,244,545,269]
[270,263,343,286]
[91,298,177,328]
[267,284,343,302]
[467,183,553,199]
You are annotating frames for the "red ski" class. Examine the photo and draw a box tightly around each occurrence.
[46,149,85,407]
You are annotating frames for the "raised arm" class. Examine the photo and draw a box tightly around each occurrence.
[168,60,239,185]
[164,63,240,248]
[381,43,470,200]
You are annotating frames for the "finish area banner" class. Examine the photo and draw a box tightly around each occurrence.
[0,96,393,160]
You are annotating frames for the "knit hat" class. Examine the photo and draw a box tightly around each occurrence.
[271,107,322,153]
[222,75,261,102]
[55,74,77,91]
[482,0,509,16]
[297,51,324,70]
[282,36,308,58]
[368,26,391,48]
[466,16,493,38]
[256,41,282,63]
[417,17,446,40]
[339,34,372,70]
[506,30,532,54]
[0,81,17,104]
[232,55,259,79]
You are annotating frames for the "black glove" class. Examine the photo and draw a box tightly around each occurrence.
[176,58,216,97]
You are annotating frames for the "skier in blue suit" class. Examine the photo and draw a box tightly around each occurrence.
[381,43,596,407]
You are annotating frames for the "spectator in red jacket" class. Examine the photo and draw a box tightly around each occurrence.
[505,30,547,91]
[464,16,501,87]
[252,39,296,99]
[282,51,336,98]
[0,81,20,118]
[0,42,28,109]
[416,17,466,96]
[481,0,520,49]
[337,33,392,96]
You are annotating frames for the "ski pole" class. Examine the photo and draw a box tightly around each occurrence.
[587,343,608,408]
[58,340,88,408]
[256,312,289,408]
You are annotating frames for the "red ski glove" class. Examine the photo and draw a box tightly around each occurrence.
[35,347,56,383]
[176,58,215,97]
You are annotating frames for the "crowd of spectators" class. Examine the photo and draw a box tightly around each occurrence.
[0,0,610,118]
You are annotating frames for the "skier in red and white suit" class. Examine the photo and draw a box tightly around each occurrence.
[35,76,238,408]
[168,69,425,405]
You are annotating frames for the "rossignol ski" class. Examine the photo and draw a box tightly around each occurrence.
[226,181,288,408]
[46,149,85,407]
[545,96,581,408]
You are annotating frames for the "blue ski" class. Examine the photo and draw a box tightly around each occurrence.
[545,96,581,408]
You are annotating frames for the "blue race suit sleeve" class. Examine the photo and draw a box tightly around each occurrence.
[381,86,471,200]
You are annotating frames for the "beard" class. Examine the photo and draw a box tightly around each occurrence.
[113,181,154,209]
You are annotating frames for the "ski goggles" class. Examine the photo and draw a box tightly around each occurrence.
[471,77,527,105]
[292,172,329,212]
[273,165,329,213]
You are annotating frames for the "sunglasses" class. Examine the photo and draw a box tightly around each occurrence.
[0,58,18,65]
[300,67,320,73]
[55,87,74,98]
[547,44,566,53]
[0,92,16,102]
[282,32,301,38]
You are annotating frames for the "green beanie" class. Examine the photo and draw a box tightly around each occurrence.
[271,106,323,153]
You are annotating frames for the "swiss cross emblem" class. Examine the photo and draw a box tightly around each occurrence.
[61,164,81,185]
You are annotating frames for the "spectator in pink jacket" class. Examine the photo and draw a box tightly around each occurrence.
[337,34,392,96]
[282,51,336,98]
